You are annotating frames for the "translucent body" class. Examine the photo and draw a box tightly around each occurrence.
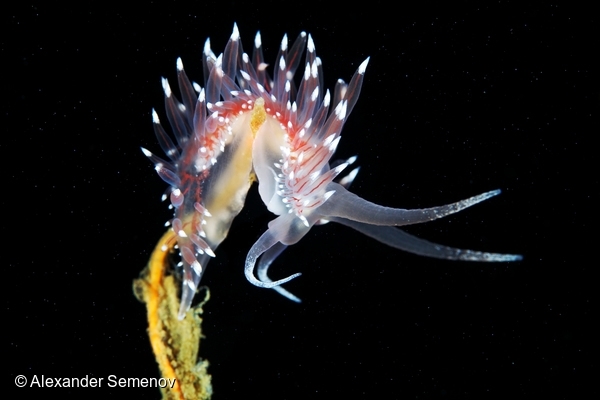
[143,24,521,318]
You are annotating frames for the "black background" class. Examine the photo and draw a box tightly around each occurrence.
[5,1,596,398]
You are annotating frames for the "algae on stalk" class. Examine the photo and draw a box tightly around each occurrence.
[134,229,212,400]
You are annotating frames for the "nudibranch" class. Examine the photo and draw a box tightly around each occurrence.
[143,24,522,319]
